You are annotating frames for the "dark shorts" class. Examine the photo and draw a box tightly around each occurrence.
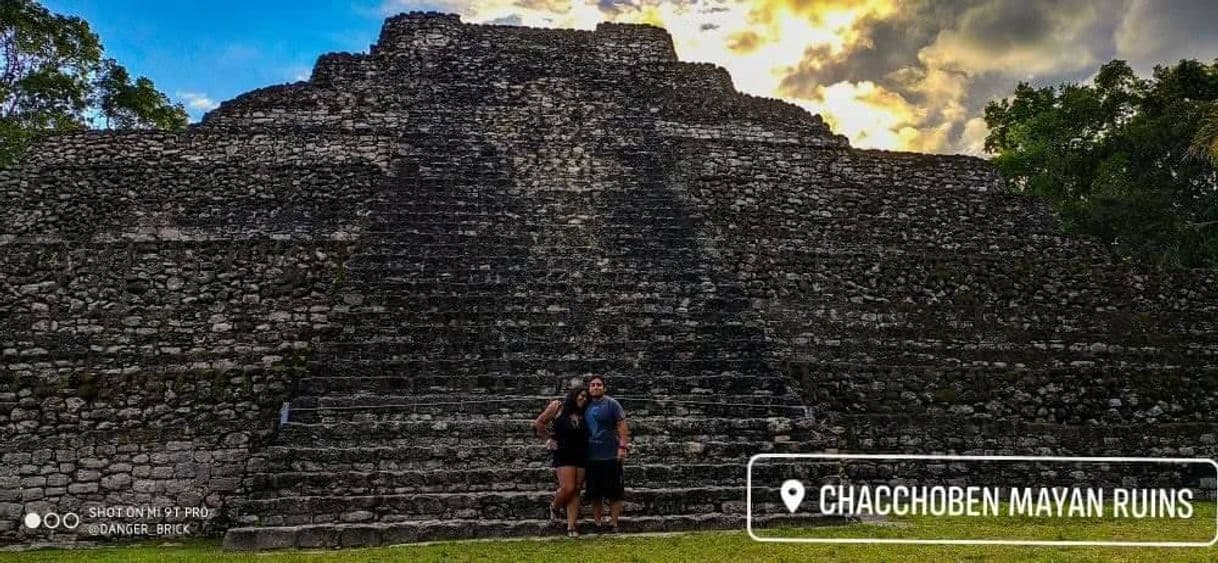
[551,449,586,468]
[584,459,624,502]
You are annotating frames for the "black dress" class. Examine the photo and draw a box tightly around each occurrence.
[551,412,588,468]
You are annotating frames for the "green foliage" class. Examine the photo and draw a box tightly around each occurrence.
[985,59,1218,268]
[0,0,187,166]
[1191,107,1218,165]
[95,58,189,129]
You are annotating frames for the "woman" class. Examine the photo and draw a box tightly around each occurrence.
[534,386,589,537]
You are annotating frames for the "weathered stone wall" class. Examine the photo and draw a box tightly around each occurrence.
[0,128,386,540]
[661,138,1218,460]
[2,11,1215,546]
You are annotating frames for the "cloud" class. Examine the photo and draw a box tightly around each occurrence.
[726,30,762,53]
[769,0,1127,153]
[177,92,220,111]
[367,0,1216,155]
[379,0,604,28]
[958,116,989,155]
[1115,0,1218,73]
[488,14,523,25]
[280,65,313,82]
[917,0,1108,76]
[379,0,479,17]
[789,80,926,149]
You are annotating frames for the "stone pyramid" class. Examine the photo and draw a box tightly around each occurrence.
[1,11,1214,551]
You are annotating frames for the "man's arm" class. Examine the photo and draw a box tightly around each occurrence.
[616,418,630,460]
[616,401,629,461]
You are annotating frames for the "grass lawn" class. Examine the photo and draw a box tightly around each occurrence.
[7,503,1215,562]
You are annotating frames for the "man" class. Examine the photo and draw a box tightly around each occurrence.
[583,374,629,532]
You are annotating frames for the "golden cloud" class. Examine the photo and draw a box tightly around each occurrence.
[793,80,924,149]
[379,1,1213,154]
[726,30,763,54]
[380,1,1165,153]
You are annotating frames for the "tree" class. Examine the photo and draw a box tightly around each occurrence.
[0,0,187,166]
[1191,106,1218,165]
[985,59,1218,268]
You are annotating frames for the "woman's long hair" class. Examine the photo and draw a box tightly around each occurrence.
[559,385,587,420]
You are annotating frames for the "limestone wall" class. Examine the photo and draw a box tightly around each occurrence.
[0,128,385,539]
[662,138,1218,459]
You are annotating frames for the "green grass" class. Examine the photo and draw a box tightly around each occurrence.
[8,504,1216,562]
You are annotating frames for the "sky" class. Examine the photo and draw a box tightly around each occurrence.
[43,0,1218,155]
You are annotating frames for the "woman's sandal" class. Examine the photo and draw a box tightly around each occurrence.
[550,505,564,523]
[567,528,579,538]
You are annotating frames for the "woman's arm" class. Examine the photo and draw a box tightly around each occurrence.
[533,400,560,439]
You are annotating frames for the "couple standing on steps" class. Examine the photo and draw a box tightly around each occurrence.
[533,374,631,538]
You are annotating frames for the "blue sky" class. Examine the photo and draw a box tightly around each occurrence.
[44,1,390,121]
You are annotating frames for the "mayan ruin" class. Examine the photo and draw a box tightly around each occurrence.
[1,12,1215,551]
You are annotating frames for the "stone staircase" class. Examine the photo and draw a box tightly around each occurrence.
[221,129,840,549]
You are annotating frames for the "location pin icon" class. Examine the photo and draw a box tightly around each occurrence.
[780,479,805,514]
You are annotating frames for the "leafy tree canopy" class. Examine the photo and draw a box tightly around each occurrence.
[985,59,1218,268]
[0,0,187,166]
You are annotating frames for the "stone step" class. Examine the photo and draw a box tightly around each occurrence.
[257,440,827,472]
[342,275,741,291]
[313,339,772,360]
[344,261,715,276]
[346,252,710,264]
[309,358,775,377]
[352,241,716,254]
[338,290,753,304]
[275,416,818,446]
[787,336,1215,365]
[363,207,705,219]
[326,319,761,334]
[333,300,750,319]
[804,367,1217,422]
[307,355,772,372]
[334,296,1215,327]
[229,486,809,526]
[295,373,798,396]
[341,279,751,295]
[367,194,696,209]
[245,461,842,497]
[359,224,706,240]
[835,414,1218,454]
[328,311,755,329]
[349,236,1099,256]
[292,391,805,409]
[364,218,709,232]
[287,394,809,421]
[364,207,702,220]
[222,512,846,550]
[314,338,768,355]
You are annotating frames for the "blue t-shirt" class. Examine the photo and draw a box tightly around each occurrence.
[585,396,625,460]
